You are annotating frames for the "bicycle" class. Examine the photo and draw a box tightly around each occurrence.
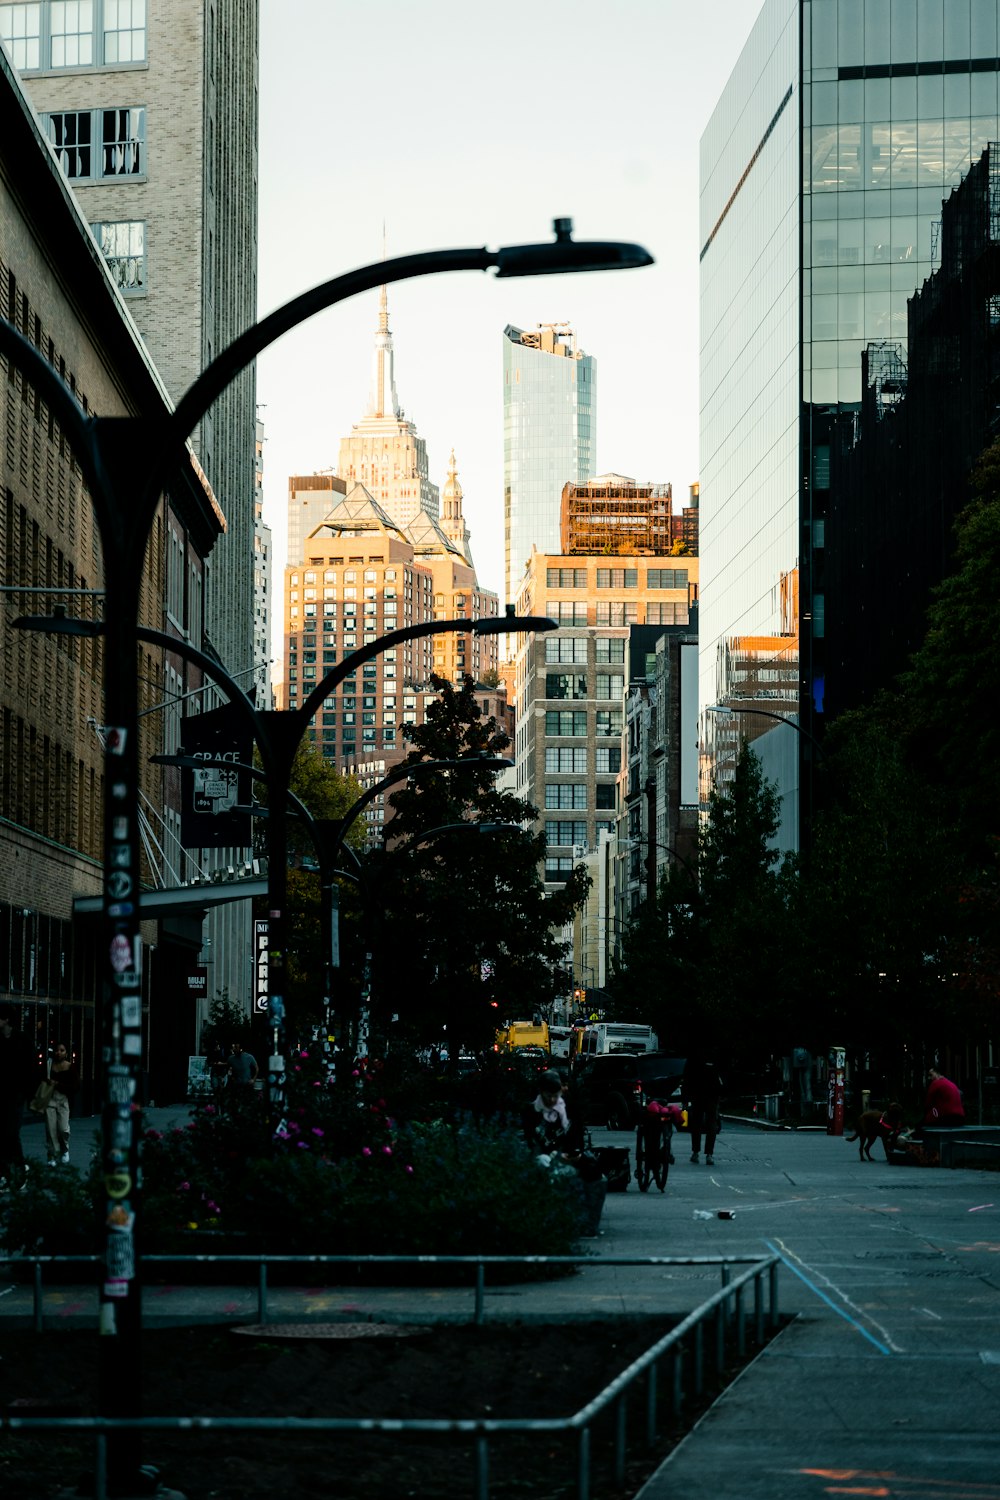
[635,1102,674,1193]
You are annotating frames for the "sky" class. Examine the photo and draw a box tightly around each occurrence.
[256,0,761,654]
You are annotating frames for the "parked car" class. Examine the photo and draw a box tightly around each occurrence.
[575,1052,686,1131]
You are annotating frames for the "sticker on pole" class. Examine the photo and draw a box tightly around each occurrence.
[109,934,134,973]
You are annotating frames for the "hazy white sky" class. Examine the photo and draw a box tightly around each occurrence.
[257,0,760,646]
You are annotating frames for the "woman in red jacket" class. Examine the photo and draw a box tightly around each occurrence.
[922,1067,965,1130]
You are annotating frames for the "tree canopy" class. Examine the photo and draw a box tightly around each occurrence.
[368,675,590,1056]
[613,743,795,1063]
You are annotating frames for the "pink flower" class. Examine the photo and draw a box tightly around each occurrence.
[297,1141,308,1149]
[203,1105,216,1116]
[206,1201,220,1213]
[382,1146,392,1157]
[405,1165,414,1176]
[294,1065,301,1072]
[361,1147,372,1157]
[311,1127,324,1138]
[299,1050,309,1059]
[351,1069,360,1078]
[178,1181,190,1192]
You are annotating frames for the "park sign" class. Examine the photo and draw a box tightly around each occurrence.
[179,703,254,849]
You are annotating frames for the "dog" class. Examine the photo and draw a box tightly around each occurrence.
[846,1103,904,1161]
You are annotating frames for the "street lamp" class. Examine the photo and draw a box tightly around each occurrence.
[153,750,512,1060]
[1,218,650,1494]
[706,702,825,759]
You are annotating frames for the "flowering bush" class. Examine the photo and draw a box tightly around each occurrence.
[140,1105,584,1256]
[5,1066,588,1262]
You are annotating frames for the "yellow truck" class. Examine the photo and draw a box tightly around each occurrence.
[495,1020,550,1054]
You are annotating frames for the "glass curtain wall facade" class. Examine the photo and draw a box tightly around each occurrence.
[699,0,1000,853]
[503,324,596,604]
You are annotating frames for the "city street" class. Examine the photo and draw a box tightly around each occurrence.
[5,1114,1000,1496]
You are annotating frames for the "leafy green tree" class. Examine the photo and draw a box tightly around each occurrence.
[614,743,795,1061]
[369,675,590,1057]
[798,441,1000,1071]
[254,740,366,1032]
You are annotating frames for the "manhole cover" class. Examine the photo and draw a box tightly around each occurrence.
[232,1322,432,1340]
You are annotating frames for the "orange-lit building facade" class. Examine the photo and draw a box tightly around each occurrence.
[282,482,500,822]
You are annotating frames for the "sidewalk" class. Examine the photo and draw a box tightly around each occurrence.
[7,1112,1000,1495]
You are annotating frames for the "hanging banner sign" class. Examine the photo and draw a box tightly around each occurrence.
[179,703,254,849]
[254,919,269,1014]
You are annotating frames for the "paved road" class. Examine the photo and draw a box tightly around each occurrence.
[6,1109,1000,1496]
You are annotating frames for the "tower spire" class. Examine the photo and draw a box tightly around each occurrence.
[367,284,401,419]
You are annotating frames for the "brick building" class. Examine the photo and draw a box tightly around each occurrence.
[1,48,223,1101]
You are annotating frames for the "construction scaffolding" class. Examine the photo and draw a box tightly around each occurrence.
[560,479,686,556]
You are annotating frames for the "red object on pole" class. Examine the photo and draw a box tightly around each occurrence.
[827,1046,846,1135]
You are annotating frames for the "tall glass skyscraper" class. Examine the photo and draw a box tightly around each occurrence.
[699,0,1000,851]
[503,323,596,604]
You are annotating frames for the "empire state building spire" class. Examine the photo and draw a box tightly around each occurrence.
[366,284,402,419]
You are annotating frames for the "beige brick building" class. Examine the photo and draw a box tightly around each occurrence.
[512,494,699,893]
[1,47,223,1100]
[6,0,261,1014]
[283,479,500,826]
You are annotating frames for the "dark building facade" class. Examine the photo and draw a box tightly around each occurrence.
[827,140,1000,717]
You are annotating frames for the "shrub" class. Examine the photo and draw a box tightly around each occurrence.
[328,1119,585,1256]
[0,1166,94,1257]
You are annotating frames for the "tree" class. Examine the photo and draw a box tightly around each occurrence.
[614,743,795,1063]
[370,675,590,1057]
[255,741,366,1032]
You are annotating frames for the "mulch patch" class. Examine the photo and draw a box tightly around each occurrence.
[0,1319,774,1499]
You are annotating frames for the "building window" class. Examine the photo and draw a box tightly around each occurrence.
[595,783,616,810]
[545,783,587,810]
[544,857,574,883]
[544,746,587,773]
[545,673,586,701]
[596,673,624,700]
[596,568,637,589]
[596,709,622,737]
[90,219,145,293]
[595,637,625,664]
[647,568,688,589]
[595,746,620,774]
[545,636,587,664]
[51,0,94,66]
[546,600,588,626]
[545,820,587,848]
[546,567,587,588]
[104,0,145,63]
[595,602,637,627]
[1,0,147,68]
[544,710,587,737]
[647,601,689,625]
[0,3,41,68]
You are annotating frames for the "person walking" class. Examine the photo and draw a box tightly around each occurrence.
[45,1042,79,1165]
[684,1053,723,1166]
[0,1003,36,1190]
[227,1040,259,1094]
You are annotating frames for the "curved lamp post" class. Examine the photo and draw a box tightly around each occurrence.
[1,217,651,1494]
[154,749,512,1061]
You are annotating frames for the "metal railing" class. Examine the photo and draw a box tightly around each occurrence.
[1,1251,781,1500]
